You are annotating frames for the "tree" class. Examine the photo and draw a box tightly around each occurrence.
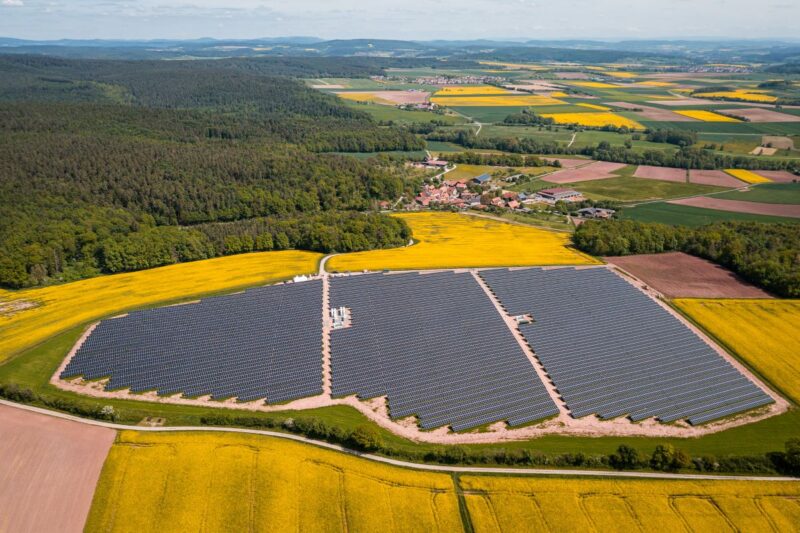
[348,425,384,452]
[610,444,643,470]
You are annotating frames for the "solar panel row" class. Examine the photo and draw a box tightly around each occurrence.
[480,267,773,425]
[62,281,324,404]
[328,272,558,431]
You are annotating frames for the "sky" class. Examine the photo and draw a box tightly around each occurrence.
[1,0,798,41]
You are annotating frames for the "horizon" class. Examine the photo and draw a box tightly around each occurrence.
[1,0,799,42]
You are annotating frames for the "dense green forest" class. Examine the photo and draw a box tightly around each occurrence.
[0,55,425,289]
[573,220,800,297]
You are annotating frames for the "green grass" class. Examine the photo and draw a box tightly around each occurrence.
[639,120,800,135]
[478,125,573,142]
[567,169,730,202]
[448,106,529,124]
[343,101,464,124]
[623,202,800,226]
[713,182,800,204]
[425,141,465,153]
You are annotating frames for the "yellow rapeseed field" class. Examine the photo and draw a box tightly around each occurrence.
[674,299,800,402]
[430,95,566,107]
[549,91,568,97]
[571,81,619,89]
[327,212,599,272]
[724,169,772,184]
[334,92,395,104]
[701,90,778,103]
[634,81,675,87]
[86,431,462,533]
[674,109,741,122]
[461,476,800,533]
[575,102,611,111]
[0,251,320,361]
[603,71,637,79]
[540,112,644,130]
[434,85,513,96]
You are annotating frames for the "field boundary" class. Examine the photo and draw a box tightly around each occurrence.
[2,399,796,481]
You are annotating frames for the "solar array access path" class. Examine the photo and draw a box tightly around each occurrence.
[328,271,558,431]
[61,280,324,404]
[480,267,773,425]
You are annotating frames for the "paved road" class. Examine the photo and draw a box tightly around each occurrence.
[1,400,795,482]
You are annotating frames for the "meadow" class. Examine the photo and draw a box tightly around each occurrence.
[715,182,800,204]
[674,299,800,403]
[86,431,463,533]
[572,175,729,202]
[462,476,800,532]
[0,251,321,362]
[327,212,599,271]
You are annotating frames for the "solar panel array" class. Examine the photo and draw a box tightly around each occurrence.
[480,267,773,425]
[62,280,324,404]
[329,272,558,431]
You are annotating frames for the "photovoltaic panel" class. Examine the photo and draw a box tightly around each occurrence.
[61,280,324,404]
[328,272,558,431]
[480,267,772,425]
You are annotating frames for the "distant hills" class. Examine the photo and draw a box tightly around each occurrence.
[1,37,799,64]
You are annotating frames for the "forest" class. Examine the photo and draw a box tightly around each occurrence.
[0,55,423,288]
[573,220,800,297]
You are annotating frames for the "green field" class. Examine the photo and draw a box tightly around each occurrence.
[343,101,464,124]
[449,106,529,123]
[714,182,800,204]
[623,201,800,226]
[571,175,729,202]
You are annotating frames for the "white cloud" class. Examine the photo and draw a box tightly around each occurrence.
[2,0,24,6]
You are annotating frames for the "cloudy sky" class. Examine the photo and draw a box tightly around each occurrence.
[1,0,798,41]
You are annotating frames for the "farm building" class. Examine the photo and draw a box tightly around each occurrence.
[535,187,583,203]
[577,207,615,219]
[473,174,491,185]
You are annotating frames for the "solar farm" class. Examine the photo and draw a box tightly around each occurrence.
[60,266,776,433]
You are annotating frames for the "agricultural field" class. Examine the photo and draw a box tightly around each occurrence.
[87,431,463,533]
[674,110,741,122]
[724,169,772,184]
[0,403,116,533]
[327,212,598,271]
[675,299,800,403]
[434,85,513,95]
[0,251,321,362]
[607,252,771,298]
[623,202,800,226]
[430,95,566,107]
[667,197,800,218]
[573,174,729,202]
[540,112,644,129]
[462,476,800,533]
[715,182,800,204]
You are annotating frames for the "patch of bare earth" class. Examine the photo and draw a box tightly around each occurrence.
[542,157,595,169]
[668,197,800,218]
[754,170,798,183]
[720,108,800,123]
[647,98,722,106]
[0,403,116,533]
[543,161,626,184]
[0,299,39,317]
[762,136,795,150]
[605,252,771,298]
[689,169,747,187]
[553,72,590,79]
[634,165,688,182]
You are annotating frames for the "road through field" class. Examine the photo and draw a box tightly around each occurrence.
[1,400,796,482]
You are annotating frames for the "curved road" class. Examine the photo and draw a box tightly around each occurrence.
[2,399,795,482]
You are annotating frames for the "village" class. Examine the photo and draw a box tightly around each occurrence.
[406,156,616,220]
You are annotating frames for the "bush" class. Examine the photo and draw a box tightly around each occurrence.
[609,444,644,470]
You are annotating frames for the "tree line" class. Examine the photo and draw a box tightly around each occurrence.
[573,220,800,297]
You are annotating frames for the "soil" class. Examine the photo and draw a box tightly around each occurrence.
[753,170,798,183]
[606,102,697,121]
[720,108,800,123]
[0,403,116,533]
[543,161,627,184]
[668,197,800,218]
[605,252,771,298]
[689,170,748,187]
